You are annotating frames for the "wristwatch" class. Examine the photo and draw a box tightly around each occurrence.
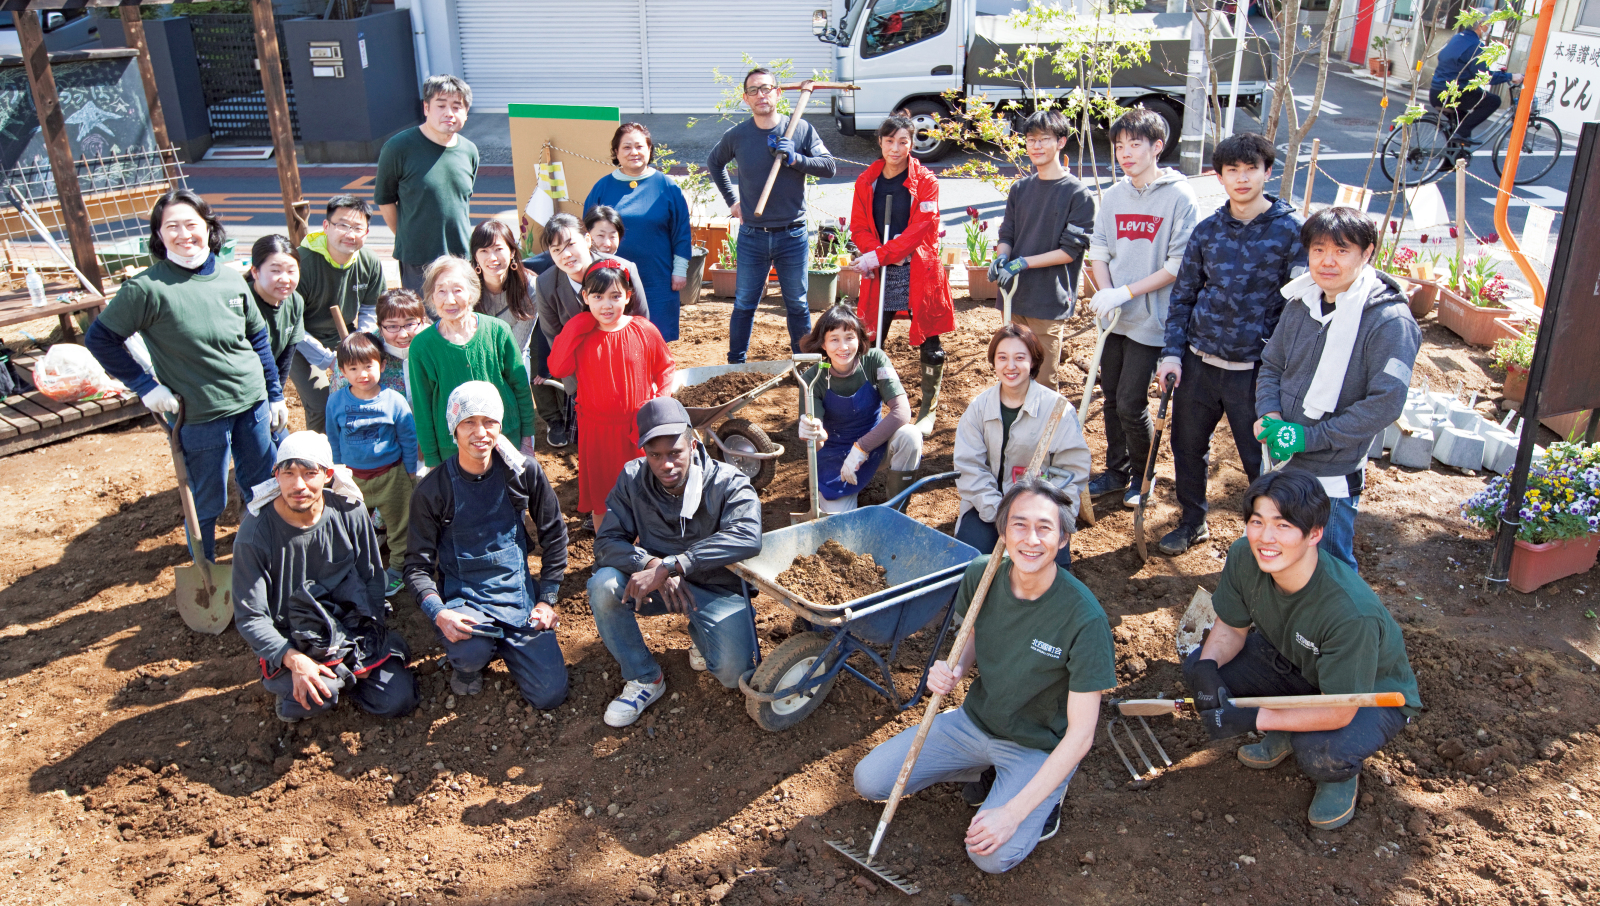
[664,556,685,578]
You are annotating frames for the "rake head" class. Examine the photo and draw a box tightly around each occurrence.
[826,840,922,895]
[1105,715,1173,782]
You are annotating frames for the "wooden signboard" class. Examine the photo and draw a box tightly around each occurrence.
[508,103,621,252]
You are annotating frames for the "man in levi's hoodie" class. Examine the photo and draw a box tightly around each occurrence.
[1084,107,1199,514]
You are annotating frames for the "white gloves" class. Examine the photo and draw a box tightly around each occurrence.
[141,384,179,415]
[798,415,828,446]
[1090,285,1134,318]
[852,250,880,274]
[840,443,869,485]
[309,368,331,391]
[269,401,290,432]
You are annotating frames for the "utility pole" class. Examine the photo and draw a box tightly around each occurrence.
[1179,1,1209,176]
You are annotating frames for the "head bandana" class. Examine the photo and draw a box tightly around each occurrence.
[247,430,365,514]
[445,381,525,472]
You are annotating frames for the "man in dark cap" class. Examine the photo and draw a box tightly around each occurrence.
[588,398,764,727]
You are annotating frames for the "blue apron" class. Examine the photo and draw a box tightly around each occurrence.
[440,459,531,624]
[816,377,889,500]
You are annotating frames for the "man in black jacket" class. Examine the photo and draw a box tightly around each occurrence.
[404,381,569,709]
[589,398,764,727]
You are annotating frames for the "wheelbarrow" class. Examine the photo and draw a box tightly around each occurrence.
[675,360,795,490]
[731,473,980,731]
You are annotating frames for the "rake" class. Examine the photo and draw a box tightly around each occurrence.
[1105,711,1173,782]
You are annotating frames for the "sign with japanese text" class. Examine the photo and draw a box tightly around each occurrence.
[1539,31,1600,135]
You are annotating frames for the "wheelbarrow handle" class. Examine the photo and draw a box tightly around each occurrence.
[882,470,958,512]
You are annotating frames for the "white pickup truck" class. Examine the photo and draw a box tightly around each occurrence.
[811,0,1273,161]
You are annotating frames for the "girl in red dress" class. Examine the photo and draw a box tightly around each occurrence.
[548,258,677,527]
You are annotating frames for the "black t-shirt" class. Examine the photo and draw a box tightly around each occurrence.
[871,168,913,242]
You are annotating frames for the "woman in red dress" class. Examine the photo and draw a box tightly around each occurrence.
[548,258,677,527]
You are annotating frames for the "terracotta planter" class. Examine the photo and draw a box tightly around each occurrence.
[966,265,997,301]
[708,266,738,298]
[693,222,731,271]
[1508,534,1600,594]
[1398,276,1439,319]
[838,267,861,300]
[1541,409,1593,440]
[1502,362,1528,403]
[1436,285,1511,347]
[1368,58,1392,77]
[1492,316,1526,345]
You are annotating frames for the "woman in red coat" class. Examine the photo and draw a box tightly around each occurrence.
[848,113,956,435]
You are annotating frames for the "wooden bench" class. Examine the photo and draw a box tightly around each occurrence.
[0,347,148,458]
[0,280,105,341]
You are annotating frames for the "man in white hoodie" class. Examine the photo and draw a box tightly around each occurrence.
[1084,108,1199,510]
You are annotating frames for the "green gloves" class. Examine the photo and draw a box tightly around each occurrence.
[1257,417,1307,461]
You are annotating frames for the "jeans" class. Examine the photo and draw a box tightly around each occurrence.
[262,649,420,721]
[179,400,276,560]
[1431,87,1500,141]
[287,350,331,434]
[1321,493,1361,571]
[1171,350,1264,528]
[1181,632,1406,783]
[1098,333,1162,481]
[955,510,1072,569]
[728,223,810,363]
[434,605,569,709]
[587,567,759,689]
[854,707,1074,873]
[399,261,427,293]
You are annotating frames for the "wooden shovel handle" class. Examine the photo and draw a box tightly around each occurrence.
[331,306,350,341]
[1232,692,1407,709]
[752,86,815,218]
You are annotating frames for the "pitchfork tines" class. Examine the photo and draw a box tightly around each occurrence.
[1106,714,1173,782]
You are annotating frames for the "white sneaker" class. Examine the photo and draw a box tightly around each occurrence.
[603,675,666,728]
[688,643,707,672]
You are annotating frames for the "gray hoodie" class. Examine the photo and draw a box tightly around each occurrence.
[1085,167,1199,348]
[1257,270,1421,484]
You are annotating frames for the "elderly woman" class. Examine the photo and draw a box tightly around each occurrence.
[407,255,536,468]
[583,122,692,341]
[848,113,955,434]
[952,324,1091,567]
[85,189,285,561]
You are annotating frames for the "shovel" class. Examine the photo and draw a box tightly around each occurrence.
[158,406,233,634]
[1134,373,1177,561]
[790,353,825,524]
[1073,307,1121,527]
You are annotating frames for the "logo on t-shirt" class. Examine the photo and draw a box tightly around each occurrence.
[1115,214,1165,242]
[1030,638,1062,659]
[1295,632,1320,655]
[229,294,247,314]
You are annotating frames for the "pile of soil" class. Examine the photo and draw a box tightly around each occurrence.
[676,371,774,408]
[775,539,890,607]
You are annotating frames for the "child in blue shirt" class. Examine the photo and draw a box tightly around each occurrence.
[326,331,421,596]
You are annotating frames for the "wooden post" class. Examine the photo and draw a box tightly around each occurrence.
[1455,159,1467,281]
[120,4,179,178]
[1301,138,1321,217]
[15,12,105,295]
[251,0,310,245]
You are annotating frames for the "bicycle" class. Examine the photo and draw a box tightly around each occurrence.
[1380,84,1564,187]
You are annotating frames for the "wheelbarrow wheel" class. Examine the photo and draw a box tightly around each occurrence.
[715,418,778,490]
[746,631,838,731]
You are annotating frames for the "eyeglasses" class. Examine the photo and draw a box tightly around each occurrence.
[380,320,424,334]
[327,220,369,235]
[1024,136,1061,148]
[744,85,780,97]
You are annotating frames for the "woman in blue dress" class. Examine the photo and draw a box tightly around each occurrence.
[583,122,693,341]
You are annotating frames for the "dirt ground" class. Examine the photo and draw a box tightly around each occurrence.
[1,290,1598,906]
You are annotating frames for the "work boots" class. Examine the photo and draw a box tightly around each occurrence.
[885,469,917,502]
[914,345,946,435]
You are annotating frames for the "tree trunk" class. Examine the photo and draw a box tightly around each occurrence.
[1279,0,1344,201]
[1264,0,1301,143]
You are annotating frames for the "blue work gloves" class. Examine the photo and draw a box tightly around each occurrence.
[986,255,1008,285]
[996,256,1029,286]
[767,134,802,167]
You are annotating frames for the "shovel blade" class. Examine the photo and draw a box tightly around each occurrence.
[826,840,921,895]
[175,562,233,635]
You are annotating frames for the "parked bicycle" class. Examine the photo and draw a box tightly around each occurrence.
[1381,85,1563,187]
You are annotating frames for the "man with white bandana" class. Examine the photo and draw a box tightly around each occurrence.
[404,381,569,708]
[1256,208,1420,571]
[233,431,420,724]
[588,398,763,728]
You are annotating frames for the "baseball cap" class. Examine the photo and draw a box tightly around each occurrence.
[637,397,693,447]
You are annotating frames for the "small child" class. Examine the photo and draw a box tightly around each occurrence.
[547,258,675,527]
[326,331,421,595]
[340,288,425,402]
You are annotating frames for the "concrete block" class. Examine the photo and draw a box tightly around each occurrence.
[1434,427,1486,469]
[1383,421,1401,450]
[1480,425,1518,474]
[1369,432,1387,459]
[1392,428,1436,469]
[1447,404,1481,432]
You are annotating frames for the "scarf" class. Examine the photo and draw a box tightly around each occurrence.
[248,431,365,515]
[446,381,525,474]
[1279,265,1384,420]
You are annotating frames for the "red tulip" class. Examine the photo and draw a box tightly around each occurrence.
[1389,222,1399,233]
[839,216,848,226]
[966,206,981,219]
[1449,226,1459,239]
[1420,234,1428,244]
[980,220,989,231]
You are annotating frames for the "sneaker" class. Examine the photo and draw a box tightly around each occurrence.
[546,422,572,447]
[371,509,386,532]
[450,669,484,697]
[1308,776,1361,830]
[1038,789,1068,841]
[384,567,404,598]
[1122,477,1151,510]
[961,766,996,806]
[274,700,304,724]
[687,643,707,672]
[1156,522,1210,556]
[1237,730,1294,770]
[603,675,666,728]
[1088,473,1130,499]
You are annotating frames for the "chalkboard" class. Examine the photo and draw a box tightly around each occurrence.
[0,49,157,176]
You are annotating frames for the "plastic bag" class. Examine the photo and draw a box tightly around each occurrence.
[33,343,125,402]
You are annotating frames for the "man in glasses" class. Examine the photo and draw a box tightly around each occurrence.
[294,194,386,431]
[708,67,838,363]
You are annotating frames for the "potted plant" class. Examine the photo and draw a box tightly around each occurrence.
[963,207,997,301]
[1368,36,1393,77]
[1375,243,1439,319]
[1438,253,1513,346]
[709,237,738,298]
[1461,441,1600,592]
[1491,328,1535,402]
[808,223,845,312]
[670,160,718,307]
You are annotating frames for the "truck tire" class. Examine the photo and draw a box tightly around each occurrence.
[1138,98,1184,161]
[904,99,955,163]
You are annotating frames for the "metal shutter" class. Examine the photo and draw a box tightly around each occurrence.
[456,0,645,112]
[642,1,839,113]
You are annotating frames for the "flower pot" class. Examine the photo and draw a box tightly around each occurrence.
[966,265,997,301]
[1368,58,1392,77]
[1541,409,1593,440]
[1436,285,1511,346]
[1508,534,1600,594]
[1399,277,1439,319]
[808,270,839,312]
[680,246,708,308]
[709,266,738,298]
[1491,316,1526,345]
[838,267,861,300]
[1502,362,1528,403]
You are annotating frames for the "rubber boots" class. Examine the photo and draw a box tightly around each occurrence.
[914,357,946,435]
[886,469,917,502]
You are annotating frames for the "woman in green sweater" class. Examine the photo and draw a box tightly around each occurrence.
[408,255,536,466]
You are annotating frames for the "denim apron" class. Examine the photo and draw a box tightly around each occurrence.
[440,459,530,620]
[816,378,888,501]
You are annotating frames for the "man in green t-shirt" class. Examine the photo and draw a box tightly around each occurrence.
[853,480,1115,873]
[1185,470,1422,830]
[292,194,385,432]
[376,74,479,293]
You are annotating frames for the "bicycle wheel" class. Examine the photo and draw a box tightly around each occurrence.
[1492,116,1564,185]
[1381,116,1452,187]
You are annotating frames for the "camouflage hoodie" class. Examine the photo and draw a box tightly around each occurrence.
[1161,194,1306,365]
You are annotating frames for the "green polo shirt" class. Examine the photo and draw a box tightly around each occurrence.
[374,126,479,265]
[1213,537,1422,717]
[954,555,1117,751]
[99,259,266,423]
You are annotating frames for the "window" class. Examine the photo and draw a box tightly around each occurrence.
[862,0,952,59]
[1580,0,1600,33]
